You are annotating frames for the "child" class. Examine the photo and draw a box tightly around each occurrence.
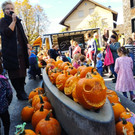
[115,47,135,101]
[28,50,41,80]
[96,53,103,76]
[0,59,13,135]
[80,55,87,66]
[72,53,80,69]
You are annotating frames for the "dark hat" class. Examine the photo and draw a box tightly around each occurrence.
[111,35,117,39]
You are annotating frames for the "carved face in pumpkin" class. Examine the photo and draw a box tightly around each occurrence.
[64,76,79,96]
[56,73,72,92]
[76,73,106,110]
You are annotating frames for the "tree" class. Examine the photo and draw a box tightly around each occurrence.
[88,12,108,33]
[0,0,49,44]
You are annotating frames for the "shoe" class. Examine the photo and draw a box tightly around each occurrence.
[109,74,113,78]
[112,79,116,83]
[130,95,135,102]
[39,75,42,79]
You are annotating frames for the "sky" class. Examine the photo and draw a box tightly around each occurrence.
[0,0,123,34]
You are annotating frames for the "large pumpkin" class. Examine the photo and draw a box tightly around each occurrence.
[32,105,53,129]
[76,72,106,110]
[55,59,63,67]
[64,75,79,97]
[21,106,34,122]
[116,118,134,135]
[56,72,72,92]
[35,111,61,135]
[60,62,71,70]
[112,103,126,122]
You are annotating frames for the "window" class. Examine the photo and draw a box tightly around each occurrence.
[131,18,135,32]
[78,10,84,18]
[89,8,94,14]
[130,0,135,8]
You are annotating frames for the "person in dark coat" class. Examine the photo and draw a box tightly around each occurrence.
[0,1,29,100]
[49,45,60,60]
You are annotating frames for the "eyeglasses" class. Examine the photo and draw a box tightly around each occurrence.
[4,8,14,10]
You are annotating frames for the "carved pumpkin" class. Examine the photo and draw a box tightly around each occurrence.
[35,110,61,135]
[106,89,120,104]
[49,70,61,84]
[76,72,107,110]
[46,63,55,75]
[32,94,48,107]
[116,118,134,135]
[32,105,53,129]
[46,59,56,65]
[66,66,77,76]
[56,72,72,92]
[64,75,79,97]
[21,106,34,122]
[34,96,52,111]
[112,103,126,122]
[77,65,86,73]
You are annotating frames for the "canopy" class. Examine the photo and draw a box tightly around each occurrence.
[33,37,42,48]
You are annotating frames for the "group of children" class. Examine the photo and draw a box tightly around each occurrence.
[71,52,103,76]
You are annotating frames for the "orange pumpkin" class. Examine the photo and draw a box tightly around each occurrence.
[106,89,120,104]
[55,59,63,67]
[56,72,72,92]
[46,59,56,64]
[66,66,77,76]
[34,96,52,111]
[112,103,126,122]
[35,110,61,135]
[60,62,72,70]
[120,112,132,119]
[64,75,79,97]
[49,71,61,84]
[80,66,94,78]
[34,87,45,94]
[46,63,55,75]
[32,94,48,107]
[116,118,134,135]
[21,106,34,122]
[77,65,86,73]
[22,130,36,135]
[76,72,107,110]
[32,105,53,129]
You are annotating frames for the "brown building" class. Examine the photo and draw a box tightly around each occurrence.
[123,0,135,41]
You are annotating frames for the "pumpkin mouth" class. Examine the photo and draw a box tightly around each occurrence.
[64,83,76,95]
[56,84,63,89]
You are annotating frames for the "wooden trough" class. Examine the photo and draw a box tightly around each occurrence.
[42,69,116,135]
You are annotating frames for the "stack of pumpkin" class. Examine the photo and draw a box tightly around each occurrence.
[46,59,107,110]
[20,87,61,135]
[46,59,135,135]
[107,89,135,135]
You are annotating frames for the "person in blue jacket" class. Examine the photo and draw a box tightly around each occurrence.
[96,53,103,76]
[109,35,120,83]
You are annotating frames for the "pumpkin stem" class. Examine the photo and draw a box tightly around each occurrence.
[91,68,96,74]
[38,90,42,95]
[40,105,44,112]
[39,96,44,104]
[111,103,115,106]
[43,93,46,97]
[28,99,32,104]
[45,110,52,121]
[121,118,127,125]
[85,72,92,79]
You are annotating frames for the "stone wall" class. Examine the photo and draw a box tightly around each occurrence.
[122,0,135,42]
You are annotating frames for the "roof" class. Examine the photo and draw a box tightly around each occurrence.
[59,0,118,26]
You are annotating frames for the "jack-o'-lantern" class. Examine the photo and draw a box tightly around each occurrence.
[76,72,107,110]
[56,71,72,92]
[64,75,80,97]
